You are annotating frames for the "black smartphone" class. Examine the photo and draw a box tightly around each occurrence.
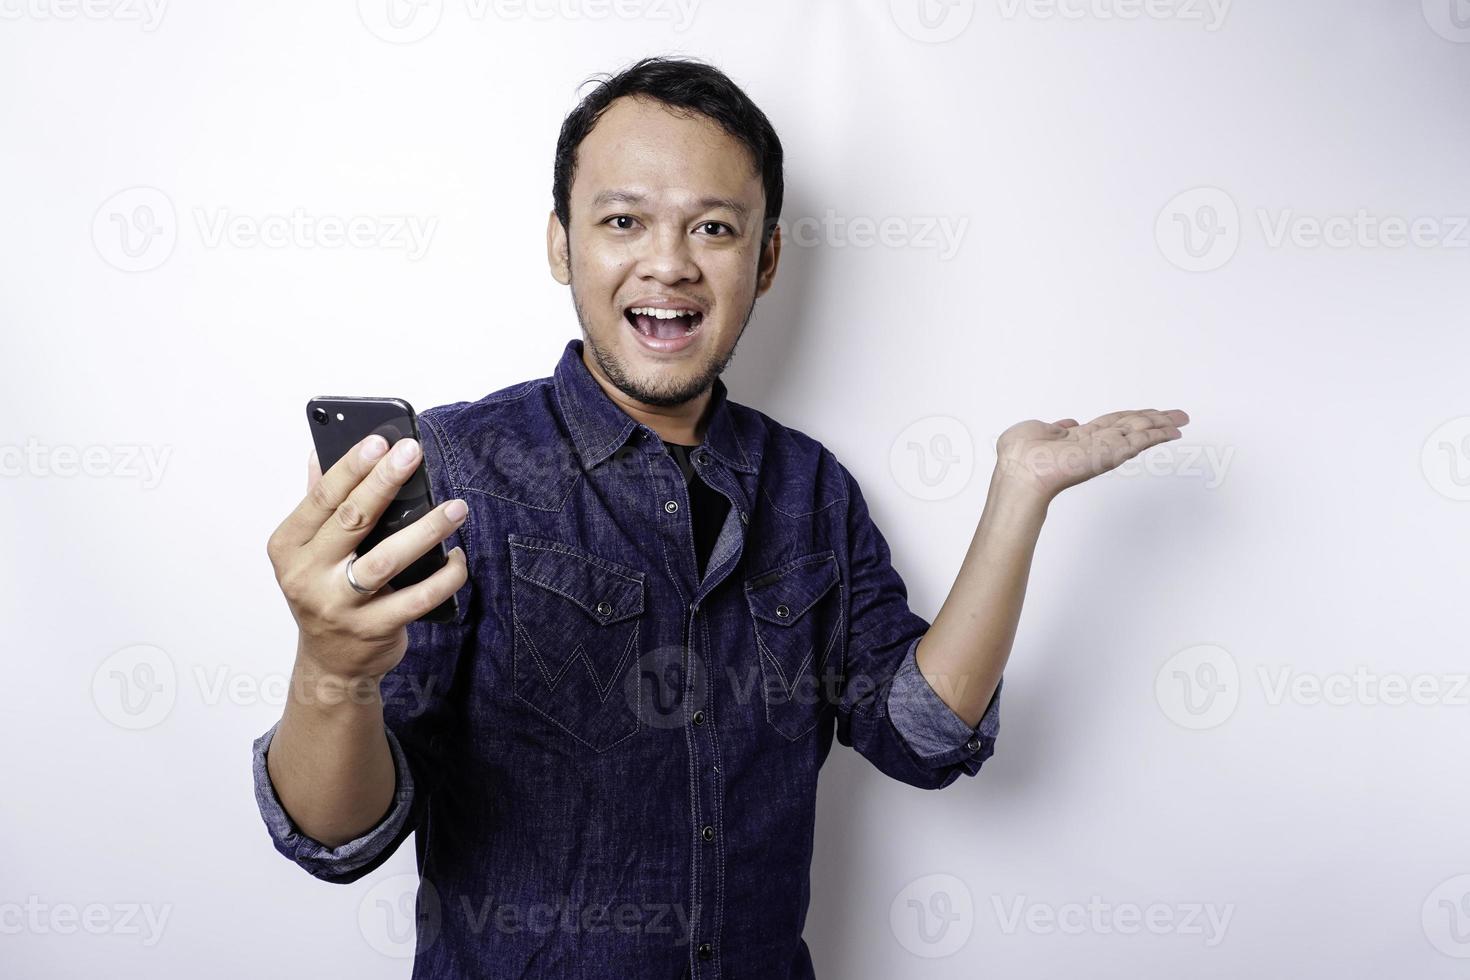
[306,395,459,624]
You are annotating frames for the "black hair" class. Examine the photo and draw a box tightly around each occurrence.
[552,56,784,250]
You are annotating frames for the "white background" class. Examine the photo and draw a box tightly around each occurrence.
[4,1,1470,976]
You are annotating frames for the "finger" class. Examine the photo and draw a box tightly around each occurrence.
[1053,418,1079,428]
[272,435,391,549]
[367,546,470,629]
[337,498,469,595]
[310,437,426,562]
[307,449,323,487]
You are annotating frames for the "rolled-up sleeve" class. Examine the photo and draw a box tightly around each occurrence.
[830,454,1002,790]
[250,406,477,882]
[251,721,417,882]
[886,636,1001,775]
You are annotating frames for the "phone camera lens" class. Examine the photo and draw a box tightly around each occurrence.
[311,407,329,425]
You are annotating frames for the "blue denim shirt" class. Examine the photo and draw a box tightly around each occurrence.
[252,338,1002,979]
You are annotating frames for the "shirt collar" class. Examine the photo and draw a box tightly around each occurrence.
[552,338,756,474]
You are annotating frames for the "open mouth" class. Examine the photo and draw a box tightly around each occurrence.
[624,306,704,340]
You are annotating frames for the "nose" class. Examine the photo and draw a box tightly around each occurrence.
[636,224,699,285]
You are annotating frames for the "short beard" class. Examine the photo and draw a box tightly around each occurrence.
[572,280,756,409]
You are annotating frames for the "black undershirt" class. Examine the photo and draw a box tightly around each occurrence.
[665,442,730,580]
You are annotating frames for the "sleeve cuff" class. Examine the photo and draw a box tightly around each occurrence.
[251,720,415,879]
[886,635,1001,772]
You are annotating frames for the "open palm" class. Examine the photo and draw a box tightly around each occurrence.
[994,408,1191,501]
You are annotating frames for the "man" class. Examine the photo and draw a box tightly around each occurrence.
[254,56,1189,979]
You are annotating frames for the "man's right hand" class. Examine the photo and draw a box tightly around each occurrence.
[266,433,469,685]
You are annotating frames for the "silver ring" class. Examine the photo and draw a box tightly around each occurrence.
[344,555,379,596]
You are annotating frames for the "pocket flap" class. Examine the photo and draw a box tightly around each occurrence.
[508,534,645,625]
[744,551,839,627]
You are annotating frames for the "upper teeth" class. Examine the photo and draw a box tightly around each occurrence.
[629,307,698,320]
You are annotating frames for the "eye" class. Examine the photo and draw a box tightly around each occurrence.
[697,222,733,237]
[604,215,639,231]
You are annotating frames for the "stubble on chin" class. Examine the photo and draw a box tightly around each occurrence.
[572,287,753,409]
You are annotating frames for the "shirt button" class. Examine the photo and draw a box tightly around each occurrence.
[697,942,713,960]
[596,600,612,617]
[701,825,714,842]
[694,451,707,465]
[692,710,705,726]
[966,736,981,753]
[774,603,790,619]
[664,500,679,514]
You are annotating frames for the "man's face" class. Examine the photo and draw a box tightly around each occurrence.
[548,95,780,409]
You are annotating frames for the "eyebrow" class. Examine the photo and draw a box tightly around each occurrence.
[591,190,751,220]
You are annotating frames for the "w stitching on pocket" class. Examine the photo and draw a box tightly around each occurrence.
[507,533,646,752]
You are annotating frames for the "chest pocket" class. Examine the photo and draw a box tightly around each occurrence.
[744,550,844,741]
[508,533,645,752]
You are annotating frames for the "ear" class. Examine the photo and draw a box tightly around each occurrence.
[754,220,782,298]
[547,209,571,285]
